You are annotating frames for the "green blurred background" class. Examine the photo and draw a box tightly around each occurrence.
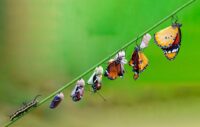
[0,0,200,127]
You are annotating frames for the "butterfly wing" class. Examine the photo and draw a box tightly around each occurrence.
[155,23,182,60]
[162,26,181,60]
[129,48,139,67]
[155,25,179,48]
[129,48,149,80]
[87,72,95,85]
[105,61,119,80]
[138,51,149,72]
[117,62,125,77]
[129,48,140,80]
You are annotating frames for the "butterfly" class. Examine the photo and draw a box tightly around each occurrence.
[154,22,182,60]
[71,79,85,102]
[49,92,64,109]
[129,47,149,80]
[88,66,103,93]
[104,51,127,80]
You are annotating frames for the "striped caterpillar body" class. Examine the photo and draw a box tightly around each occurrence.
[9,95,41,121]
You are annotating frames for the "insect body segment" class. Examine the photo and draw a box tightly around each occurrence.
[9,95,41,121]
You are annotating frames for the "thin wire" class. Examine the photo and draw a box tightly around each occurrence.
[4,0,196,126]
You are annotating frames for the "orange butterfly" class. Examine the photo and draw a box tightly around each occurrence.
[154,23,182,60]
[129,47,149,80]
[105,51,127,80]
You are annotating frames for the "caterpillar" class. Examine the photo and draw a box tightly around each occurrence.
[9,95,41,121]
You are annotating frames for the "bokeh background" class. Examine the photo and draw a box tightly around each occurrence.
[0,0,200,127]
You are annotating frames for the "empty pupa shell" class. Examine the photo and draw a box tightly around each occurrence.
[140,33,152,49]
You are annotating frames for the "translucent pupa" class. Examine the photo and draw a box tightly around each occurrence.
[140,33,152,49]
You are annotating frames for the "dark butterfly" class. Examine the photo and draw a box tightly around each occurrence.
[129,47,149,80]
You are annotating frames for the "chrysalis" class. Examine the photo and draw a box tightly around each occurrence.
[88,66,104,92]
[140,33,152,49]
[49,92,64,109]
[105,51,127,80]
[154,22,182,60]
[129,47,149,80]
[71,79,85,102]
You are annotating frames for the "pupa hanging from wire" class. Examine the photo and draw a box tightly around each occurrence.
[71,79,85,102]
[129,46,149,80]
[49,92,64,109]
[105,51,127,80]
[140,33,152,49]
[87,66,103,93]
[154,20,182,60]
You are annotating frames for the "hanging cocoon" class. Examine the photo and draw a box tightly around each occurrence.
[88,66,104,92]
[50,92,64,109]
[71,79,85,102]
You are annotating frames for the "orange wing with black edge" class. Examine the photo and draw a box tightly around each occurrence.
[162,24,182,60]
[117,62,124,77]
[154,23,182,60]
[138,51,149,72]
[155,24,179,48]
